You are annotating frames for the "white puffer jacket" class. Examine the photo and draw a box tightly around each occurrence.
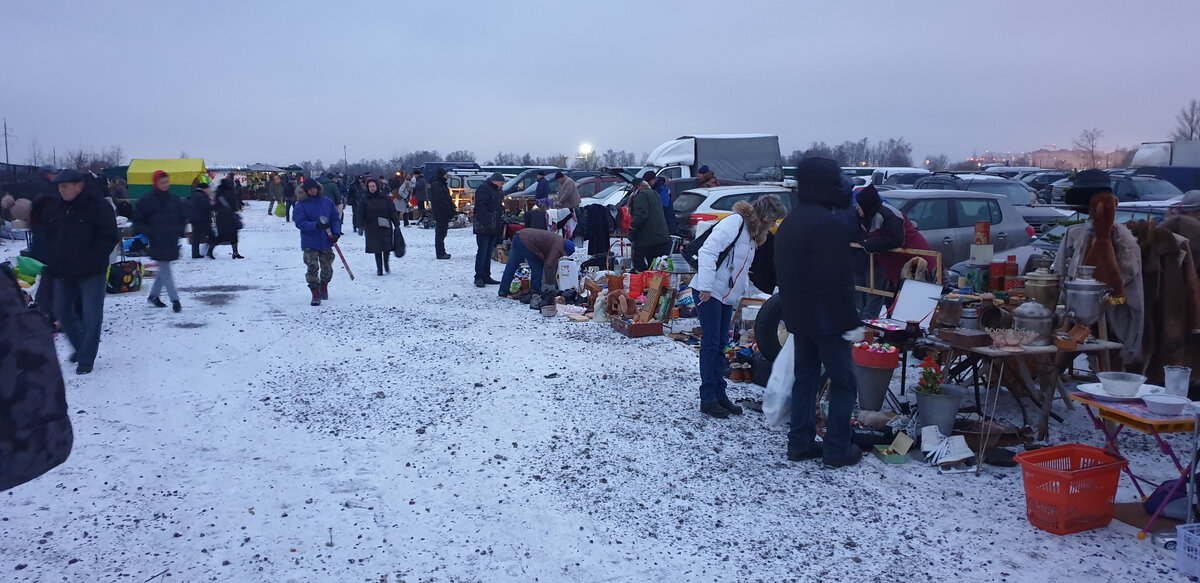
[690,212,756,306]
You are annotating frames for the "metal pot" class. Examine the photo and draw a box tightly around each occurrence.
[1064,265,1109,326]
[960,307,979,330]
[1022,257,1061,311]
[1012,301,1054,346]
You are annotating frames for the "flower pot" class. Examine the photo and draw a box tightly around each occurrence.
[916,384,967,437]
[853,363,895,411]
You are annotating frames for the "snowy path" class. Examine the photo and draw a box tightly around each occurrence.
[0,203,1190,582]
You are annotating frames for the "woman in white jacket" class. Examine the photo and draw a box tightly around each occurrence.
[692,196,787,418]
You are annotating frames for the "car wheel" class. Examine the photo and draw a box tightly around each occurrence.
[755,294,788,361]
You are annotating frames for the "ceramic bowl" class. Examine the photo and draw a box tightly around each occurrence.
[1097,372,1147,397]
[1143,394,1191,416]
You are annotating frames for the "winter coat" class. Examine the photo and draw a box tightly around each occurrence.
[472,181,504,236]
[516,228,570,286]
[535,178,551,199]
[413,176,429,203]
[861,203,931,285]
[133,189,188,262]
[1127,219,1200,382]
[282,181,297,202]
[774,188,861,337]
[39,189,120,279]
[212,192,242,244]
[267,181,284,201]
[360,191,398,254]
[319,178,343,205]
[691,208,757,306]
[216,179,242,211]
[628,187,671,249]
[188,189,214,238]
[658,184,678,235]
[429,176,455,222]
[1053,222,1145,363]
[555,177,580,209]
[294,192,342,251]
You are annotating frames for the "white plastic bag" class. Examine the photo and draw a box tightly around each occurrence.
[763,334,795,427]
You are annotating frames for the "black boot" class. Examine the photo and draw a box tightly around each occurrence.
[232,244,244,259]
[383,254,390,274]
[375,253,384,276]
[172,300,182,313]
[148,297,167,308]
[823,444,865,469]
[206,245,215,259]
[191,243,202,259]
[700,402,731,419]
[718,399,744,415]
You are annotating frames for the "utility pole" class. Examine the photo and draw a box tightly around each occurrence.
[344,145,348,176]
[2,118,12,182]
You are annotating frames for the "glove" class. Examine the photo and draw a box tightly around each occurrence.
[318,216,330,229]
[329,234,340,244]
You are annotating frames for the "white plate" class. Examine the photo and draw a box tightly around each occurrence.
[1076,382,1165,402]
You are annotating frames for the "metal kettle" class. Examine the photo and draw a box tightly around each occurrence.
[1064,265,1109,326]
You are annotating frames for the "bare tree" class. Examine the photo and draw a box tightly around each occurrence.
[1072,128,1104,168]
[444,150,475,162]
[1172,99,1200,141]
[545,154,569,168]
[924,154,950,171]
[27,138,44,165]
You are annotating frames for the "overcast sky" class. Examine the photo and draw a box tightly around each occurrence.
[3,0,1198,166]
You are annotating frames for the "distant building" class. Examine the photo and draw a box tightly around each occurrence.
[1029,148,1130,170]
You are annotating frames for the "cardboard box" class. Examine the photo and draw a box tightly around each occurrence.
[612,319,664,338]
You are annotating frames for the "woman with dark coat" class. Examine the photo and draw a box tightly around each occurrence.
[359,178,399,275]
[211,179,244,259]
[133,170,187,311]
[188,179,214,259]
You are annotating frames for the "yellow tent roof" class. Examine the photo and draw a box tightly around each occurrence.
[127,158,207,185]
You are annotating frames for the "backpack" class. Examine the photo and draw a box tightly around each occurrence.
[683,222,744,270]
[0,262,73,491]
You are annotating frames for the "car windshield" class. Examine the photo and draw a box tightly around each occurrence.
[674,192,705,213]
[1133,179,1183,201]
[965,181,1031,206]
[585,184,624,200]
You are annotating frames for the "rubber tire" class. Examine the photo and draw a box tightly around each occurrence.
[755,294,787,362]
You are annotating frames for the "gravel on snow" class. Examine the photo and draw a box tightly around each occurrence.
[0,204,1189,582]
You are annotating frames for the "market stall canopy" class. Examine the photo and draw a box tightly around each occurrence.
[246,163,284,173]
[207,164,248,172]
[126,158,207,200]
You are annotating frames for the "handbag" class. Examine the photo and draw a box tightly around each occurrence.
[392,226,407,259]
[683,223,743,270]
[106,260,143,294]
[762,334,795,427]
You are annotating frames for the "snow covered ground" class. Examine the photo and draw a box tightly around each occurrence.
[0,203,1194,582]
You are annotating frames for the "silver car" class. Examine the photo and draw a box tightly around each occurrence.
[880,190,1036,267]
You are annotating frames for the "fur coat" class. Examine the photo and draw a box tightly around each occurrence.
[1054,222,1145,363]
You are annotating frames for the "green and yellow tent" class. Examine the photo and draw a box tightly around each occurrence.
[127,158,207,200]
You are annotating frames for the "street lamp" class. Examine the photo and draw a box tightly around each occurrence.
[578,143,594,169]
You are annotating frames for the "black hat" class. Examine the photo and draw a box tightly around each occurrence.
[51,169,84,183]
[554,171,565,180]
[794,157,849,208]
[536,170,546,177]
[857,184,883,217]
[487,172,505,183]
[1065,169,1112,206]
[304,180,321,191]
[629,178,646,189]
[436,167,448,178]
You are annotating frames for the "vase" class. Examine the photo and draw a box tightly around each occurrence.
[916,384,966,437]
[854,363,895,411]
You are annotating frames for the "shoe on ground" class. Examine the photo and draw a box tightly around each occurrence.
[484,277,500,285]
[474,279,486,288]
[700,402,731,419]
[787,441,824,462]
[319,284,329,300]
[437,254,452,260]
[172,301,182,313]
[310,288,321,306]
[76,364,93,375]
[823,444,864,469]
[520,294,535,305]
[148,297,167,308]
[718,399,744,415]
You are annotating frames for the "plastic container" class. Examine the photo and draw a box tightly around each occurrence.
[1176,523,1200,577]
[1143,394,1190,416]
[1013,444,1128,535]
[1165,365,1191,397]
[1097,372,1147,397]
[557,258,580,291]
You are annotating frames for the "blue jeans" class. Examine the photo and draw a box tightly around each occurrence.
[475,233,499,281]
[697,297,734,404]
[499,235,545,295]
[54,273,107,368]
[788,333,857,457]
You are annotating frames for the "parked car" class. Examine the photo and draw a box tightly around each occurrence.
[446,171,490,212]
[914,173,1069,233]
[1022,171,1071,202]
[871,167,930,186]
[581,183,632,208]
[1049,174,1183,203]
[575,174,628,199]
[506,170,605,200]
[881,189,1035,267]
[502,167,563,195]
[673,185,795,239]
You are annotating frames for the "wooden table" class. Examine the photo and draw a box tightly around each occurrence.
[942,339,1124,440]
[1069,392,1196,539]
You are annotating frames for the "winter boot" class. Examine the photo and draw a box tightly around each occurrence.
[148,297,167,308]
[700,402,731,419]
[319,283,329,301]
[383,254,390,274]
[310,287,321,306]
[172,300,182,313]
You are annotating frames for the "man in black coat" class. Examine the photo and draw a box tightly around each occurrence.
[40,169,120,375]
[412,170,428,222]
[429,168,455,260]
[773,157,863,468]
[133,170,187,312]
[472,173,506,287]
[188,182,214,258]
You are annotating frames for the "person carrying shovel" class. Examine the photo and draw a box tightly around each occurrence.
[294,180,344,306]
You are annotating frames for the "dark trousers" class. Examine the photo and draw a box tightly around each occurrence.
[632,241,672,272]
[435,220,449,256]
[474,233,499,280]
[697,297,734,404]
[499,236,545,295]
[285,201,295,222]
[53,273,107,368]
[788,333,857,458]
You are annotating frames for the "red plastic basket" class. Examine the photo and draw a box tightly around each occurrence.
[1013,444,1128,535]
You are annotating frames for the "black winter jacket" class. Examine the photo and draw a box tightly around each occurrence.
[429,177,455,221]
[774,188,861,337]
[472,181,504,236]
[133,190,188,261]
[39,191,119,279]
[359,192,398,254]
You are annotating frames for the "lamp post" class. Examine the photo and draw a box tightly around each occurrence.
[578,143,593,170]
